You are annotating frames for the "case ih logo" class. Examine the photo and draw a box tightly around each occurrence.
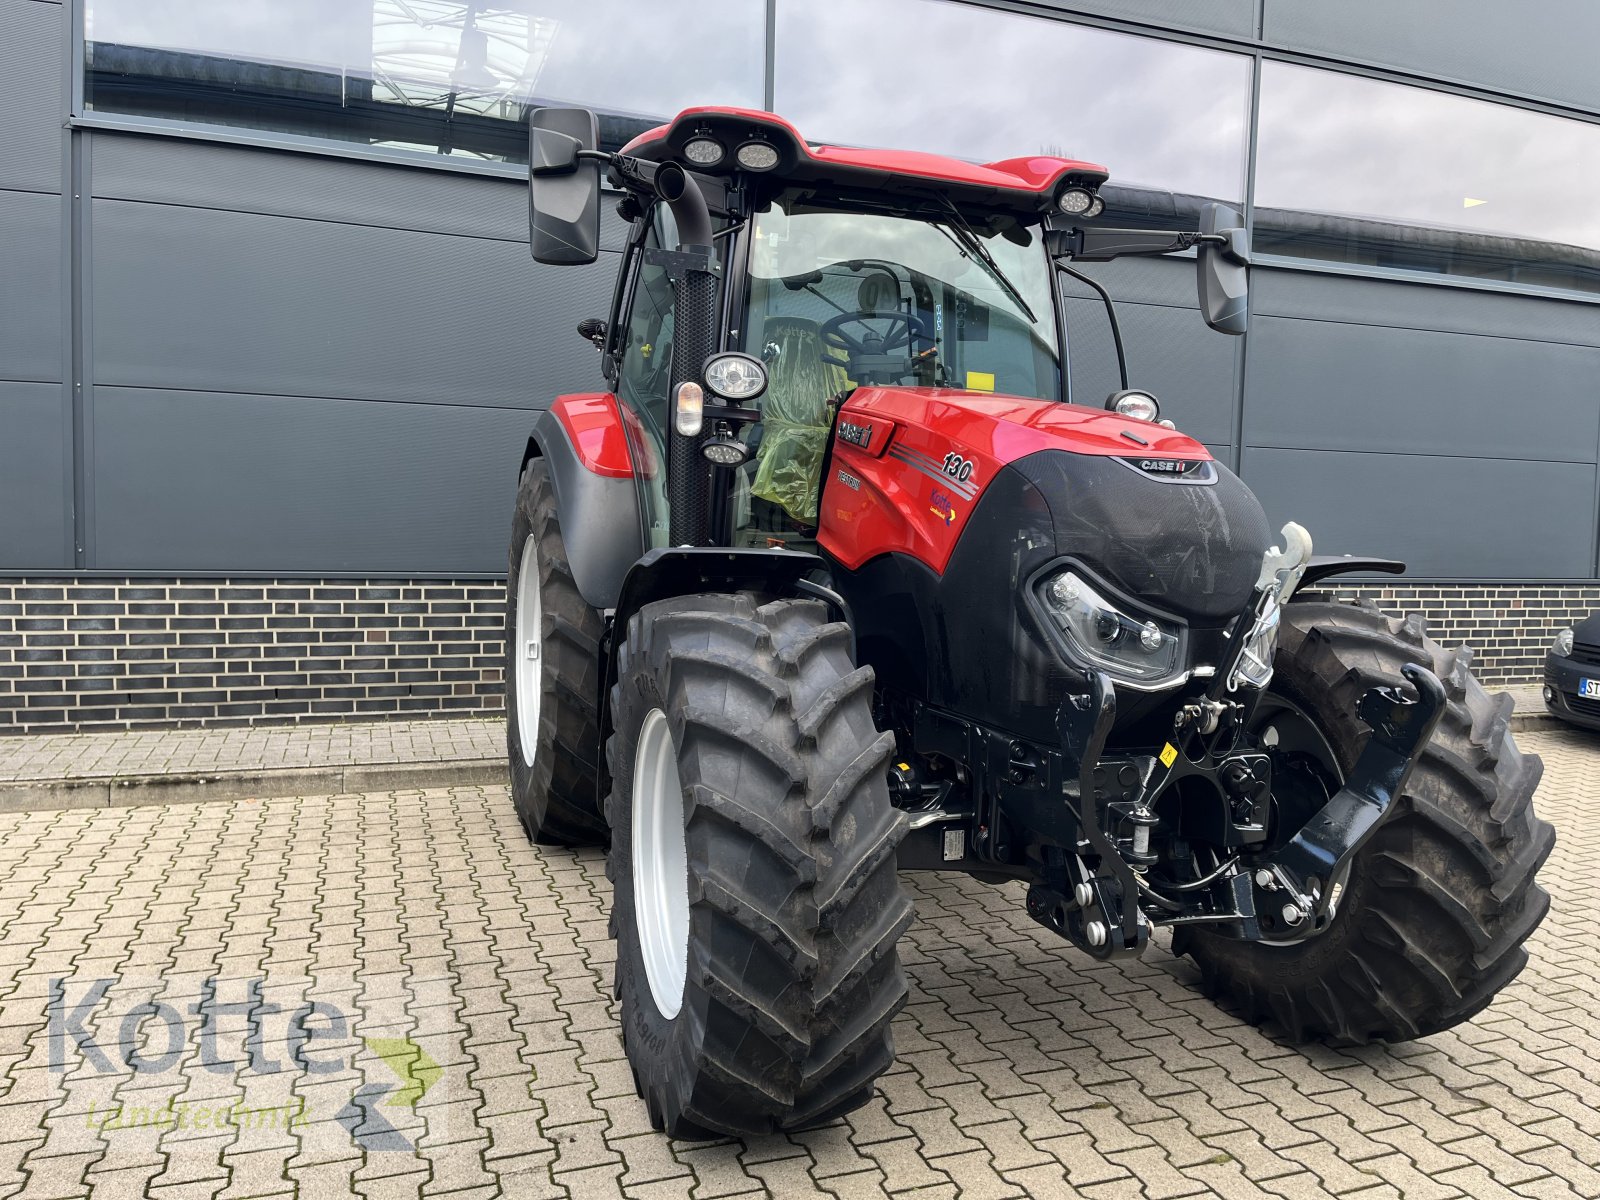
[1125,457,1213,480]
[837,421,874,448]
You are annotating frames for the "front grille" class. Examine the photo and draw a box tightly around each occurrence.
[1568,694,1600,719]
[1571,642,1600,667]
[1012,451,1270,625]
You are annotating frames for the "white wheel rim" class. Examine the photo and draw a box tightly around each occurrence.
[513,533,542,767]
[632,708,690,1019]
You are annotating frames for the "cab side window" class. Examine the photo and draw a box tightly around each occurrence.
[615,206,691,548]
[617,208,680,448]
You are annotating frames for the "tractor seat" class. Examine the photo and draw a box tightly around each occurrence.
[749,316,848,523]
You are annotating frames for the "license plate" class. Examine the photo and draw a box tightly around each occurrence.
[1581,679,1600,699]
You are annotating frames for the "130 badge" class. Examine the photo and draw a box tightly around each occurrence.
[942,453,976,484]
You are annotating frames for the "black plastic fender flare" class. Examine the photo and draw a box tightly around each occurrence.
[522,410,644,611]
[1296,555,1406,591]
[605,545,840,687]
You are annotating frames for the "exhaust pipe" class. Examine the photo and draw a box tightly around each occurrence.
[654,161,714,252]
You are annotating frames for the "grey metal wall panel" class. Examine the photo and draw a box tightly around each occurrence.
[1036,0,1255,39]
[89,133,633,252]
[0,382,70,569]
[1065,298,1236,444]
[91,199,616,407]
[1062,256,1210,311]
[0,0,64,194]
[1263,0,1600,112]
[1242,448,1592,578]
[0,189,63,382]
[91,388,541,573]
[1253,268,1600,346]
[1244,316,1600,461]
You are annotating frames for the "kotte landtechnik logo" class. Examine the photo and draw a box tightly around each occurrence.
[51,976,454,1151]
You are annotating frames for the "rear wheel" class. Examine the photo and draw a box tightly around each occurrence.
[606,594,912,1137]
[504,459,608,846]
[1174,601,1554,1043]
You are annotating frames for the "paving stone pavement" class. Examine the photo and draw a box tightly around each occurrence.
[0,726,1593,1200]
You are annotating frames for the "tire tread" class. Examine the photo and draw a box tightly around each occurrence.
[1175,600,1552,1045]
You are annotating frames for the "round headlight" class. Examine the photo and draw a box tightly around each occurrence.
[1084,196,1105,219]
[702,352,768,401]
[1554,627,1575,657]
[1110,390,1160,422]
[736,141,780,171]
[1057,187,1093,215]
[683,137,725,166]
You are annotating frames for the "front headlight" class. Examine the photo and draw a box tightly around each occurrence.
[1554,627,1575,657]
[1036,569,1184,685]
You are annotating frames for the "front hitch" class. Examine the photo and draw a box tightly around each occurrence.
[1027,670,1149,960]
[1253,663,1447,932]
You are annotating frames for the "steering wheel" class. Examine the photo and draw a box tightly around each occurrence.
[818,311,933,361]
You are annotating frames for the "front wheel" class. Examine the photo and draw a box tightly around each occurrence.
[606,594,912,1138]
[1174,601,1554,1044]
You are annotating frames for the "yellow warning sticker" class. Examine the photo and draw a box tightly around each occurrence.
[965,370,995,392]
[1159,742,1178,768]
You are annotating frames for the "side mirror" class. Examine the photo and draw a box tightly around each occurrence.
[1197,202,1249,335]
[528,107,601,266]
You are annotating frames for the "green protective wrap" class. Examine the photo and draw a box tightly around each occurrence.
[749,317,849,523]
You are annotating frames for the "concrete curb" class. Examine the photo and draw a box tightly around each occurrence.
[0,759,508,813]
[0,708,1564,813]
[1511,712,1565,734]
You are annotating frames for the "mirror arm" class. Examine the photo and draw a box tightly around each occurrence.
[1053,261,1129,392]
[1048,226,1228,262]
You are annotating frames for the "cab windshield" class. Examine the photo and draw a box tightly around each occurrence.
[738,197,1061,527]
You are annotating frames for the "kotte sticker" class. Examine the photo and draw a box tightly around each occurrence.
[929,488,956,526]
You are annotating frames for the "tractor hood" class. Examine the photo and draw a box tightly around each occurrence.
[820,386,1272,626]
[834,387,1213,467]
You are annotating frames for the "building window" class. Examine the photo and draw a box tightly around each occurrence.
[82,1,766,162]
[773,0,1252,227]
[1255,63,1600,294]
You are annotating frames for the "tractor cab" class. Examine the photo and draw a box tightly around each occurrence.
[529,105,1247,552]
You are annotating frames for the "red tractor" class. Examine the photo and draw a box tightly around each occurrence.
[506,106,1552,1138]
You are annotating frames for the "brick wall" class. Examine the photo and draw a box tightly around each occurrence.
[0,580,505,733]
[0,576,1588,734]
[1308,582,1598,684]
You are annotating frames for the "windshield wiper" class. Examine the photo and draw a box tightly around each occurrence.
[934,200,1037,324]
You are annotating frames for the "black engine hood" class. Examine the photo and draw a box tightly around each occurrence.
[1009,449,1271,626]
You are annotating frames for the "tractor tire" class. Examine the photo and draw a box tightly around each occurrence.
[605,594,913,1138]
[1173,600,1554,1045]
[504,458,609,847]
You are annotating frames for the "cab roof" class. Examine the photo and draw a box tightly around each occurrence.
[620,106,1109,218]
